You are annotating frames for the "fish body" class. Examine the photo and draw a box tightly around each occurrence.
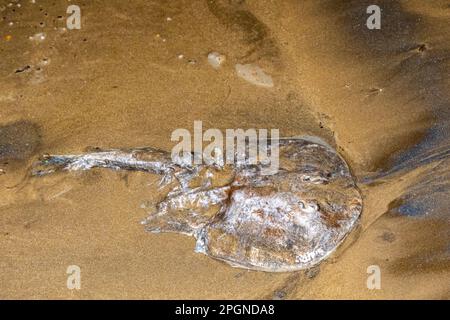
[33,138,362,271]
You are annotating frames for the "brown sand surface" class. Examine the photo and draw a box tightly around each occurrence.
[0,0,449,299]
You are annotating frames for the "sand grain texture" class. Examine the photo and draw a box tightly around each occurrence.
[0,0,449,299]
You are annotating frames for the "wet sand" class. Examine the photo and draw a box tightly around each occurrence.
[0,0,449,299]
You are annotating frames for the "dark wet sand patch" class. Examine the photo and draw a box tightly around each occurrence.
[206,0,280,66]
[0,120,41,162]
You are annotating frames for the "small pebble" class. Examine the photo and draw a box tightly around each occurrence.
[235,63,274,88]
[207,51,226,69]
[39,58,50,66]
[29,32,46,42]
[155,34,166,42]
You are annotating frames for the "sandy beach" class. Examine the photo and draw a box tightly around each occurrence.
[0,0,449,299]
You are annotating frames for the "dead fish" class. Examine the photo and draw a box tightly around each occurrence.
[32,137,362,272]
